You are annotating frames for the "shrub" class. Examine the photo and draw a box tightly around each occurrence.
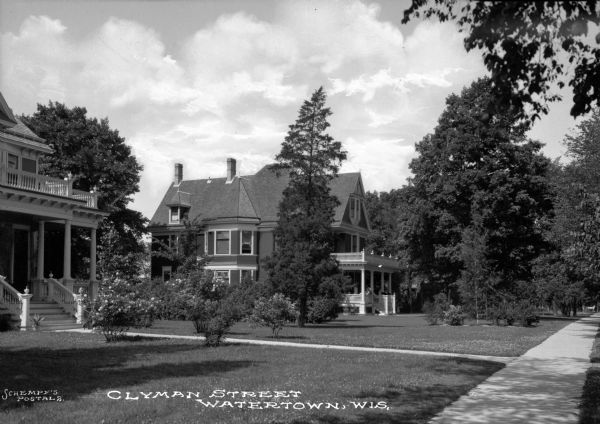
[423,293,450,325]
[443,305,465,326]
[490,300,539,327]
[83,276,157,341]
[305,275,345,324]
[0,314,13,332]
[189,297,236,346]
[250,293,297,337]
[307,297,339,324]
[172,267,246,346]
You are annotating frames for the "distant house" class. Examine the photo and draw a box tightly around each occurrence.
[149,158,400,314]
[0,92,107,329]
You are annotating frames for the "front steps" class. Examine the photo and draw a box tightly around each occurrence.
[29,300,81,331]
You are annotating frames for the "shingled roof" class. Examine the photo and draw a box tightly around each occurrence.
[149,164,361,227]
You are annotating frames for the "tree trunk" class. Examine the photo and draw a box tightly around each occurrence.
[297,296,307,327]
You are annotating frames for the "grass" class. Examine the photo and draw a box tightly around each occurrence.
[580,326,600,424]
[0,331,503,424]
[135,314,572,357]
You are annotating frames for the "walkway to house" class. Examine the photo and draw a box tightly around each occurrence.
[430,313,600,424]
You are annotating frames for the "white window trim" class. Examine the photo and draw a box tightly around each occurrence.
[214,229,232,255]
[240,230,254,255]
[169,206,180,224]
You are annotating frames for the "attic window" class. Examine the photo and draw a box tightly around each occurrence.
[169,206,189,224]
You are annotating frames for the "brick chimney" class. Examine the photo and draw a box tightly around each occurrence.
[226,158,236,183]
[174,163,183,186]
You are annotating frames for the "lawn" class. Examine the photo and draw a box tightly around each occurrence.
[135,314,572,357]
[580,326,600,424]
[0,332,502,424]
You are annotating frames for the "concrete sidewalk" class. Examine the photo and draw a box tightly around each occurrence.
[430,313,600,424]
[59,328,514,363]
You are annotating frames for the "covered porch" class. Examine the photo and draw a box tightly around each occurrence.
[333,250,402,315]
[0,181,107,329]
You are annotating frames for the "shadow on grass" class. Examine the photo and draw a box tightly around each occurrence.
[0,341,255,411]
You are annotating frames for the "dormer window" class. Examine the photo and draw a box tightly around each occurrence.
[169,206,189,224]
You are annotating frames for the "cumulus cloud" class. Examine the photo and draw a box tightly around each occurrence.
[1,1,488,218]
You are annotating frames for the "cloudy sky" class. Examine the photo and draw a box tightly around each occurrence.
[0,0,585,219]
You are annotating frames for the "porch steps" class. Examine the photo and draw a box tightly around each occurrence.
[29,301,81,332]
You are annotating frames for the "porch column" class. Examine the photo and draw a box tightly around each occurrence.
[359,268,366,314]
[370,270,374,294]
[63,219,72,281]
[36,221,45,280]
[90,227,97,281]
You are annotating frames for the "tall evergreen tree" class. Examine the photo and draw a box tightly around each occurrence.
[265,87,347,326]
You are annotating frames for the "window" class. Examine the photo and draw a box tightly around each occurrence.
[241,231,253,254]
[180,207,189,221]
[170,207,179,223]
[21,158,36,173]
[241,269,255,282]
[216,231,230,254]
[196,233,205,256]
[7,154,18,170]
[169,206,190,224]
[162,266,172,282]
[214,270,230,284]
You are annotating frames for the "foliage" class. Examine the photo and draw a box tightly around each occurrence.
[0,314,13,332]
[31,314,46,329]
[400,78,553,305]
[364,190,406,255]
[403,1,600,126]
[164,263,260,346]
[443,305,465,326]
[532,110,600,314]
[249,293,297,338]
[83,276,157,341]
[423,293,450,325]
[489,300,539,327]
[98,226,148,281]
[20,102,147,279]
[265,87,347,327]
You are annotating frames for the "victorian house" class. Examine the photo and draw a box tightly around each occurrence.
[0,92,107,329]
[149,158,400,314]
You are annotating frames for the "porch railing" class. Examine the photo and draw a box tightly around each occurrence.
[1,167,98,208]
[0,275,21,317]
[47,278,77,318]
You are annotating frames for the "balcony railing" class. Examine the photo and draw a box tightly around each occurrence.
[0,166,98,208]
[332,250,400,269]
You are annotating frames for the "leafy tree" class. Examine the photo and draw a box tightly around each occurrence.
[403,1,600,126]
[536,111,600,313]
[265,87,347,327]
[400,78,553,305]
[364,190,406,255]
[21,102,146,279]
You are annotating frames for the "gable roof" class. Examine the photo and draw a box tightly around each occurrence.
[0,92,18,128]
[149,164,362,227]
